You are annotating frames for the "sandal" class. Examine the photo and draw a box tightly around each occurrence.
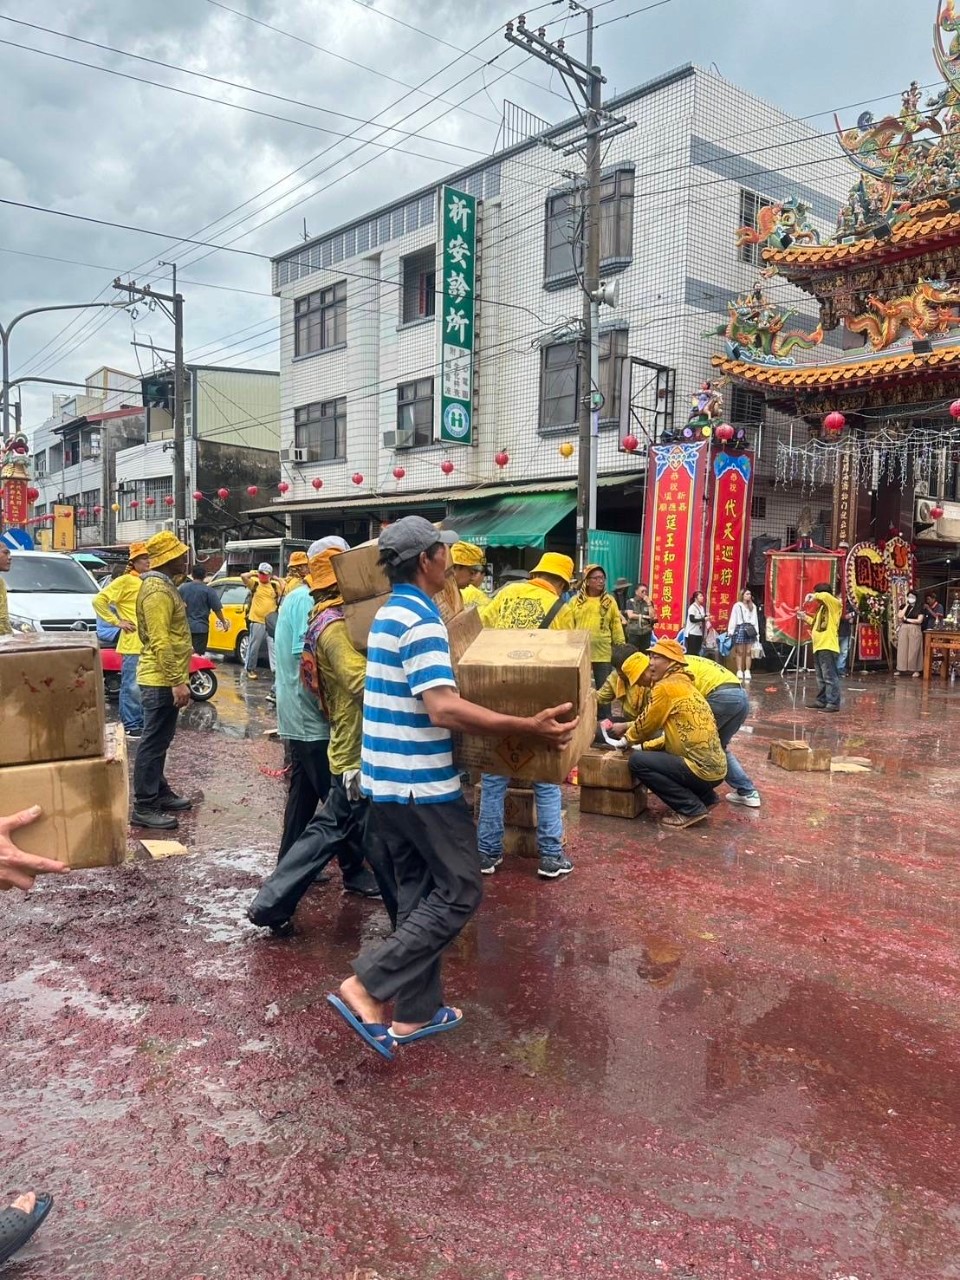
[0,1194,53,1265]
[391,1006,463,1044]
[326,993,396,1061]
[660,810,708,830]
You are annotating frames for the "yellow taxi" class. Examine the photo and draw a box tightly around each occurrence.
[205,577,253,664]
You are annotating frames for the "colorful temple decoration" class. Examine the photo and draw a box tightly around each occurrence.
[703,282,823,367]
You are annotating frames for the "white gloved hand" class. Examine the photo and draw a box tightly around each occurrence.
[342,769,362,802]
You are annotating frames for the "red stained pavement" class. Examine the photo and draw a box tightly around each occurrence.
[2,669,959,1279]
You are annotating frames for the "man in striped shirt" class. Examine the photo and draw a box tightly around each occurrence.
[327,516,578,1060]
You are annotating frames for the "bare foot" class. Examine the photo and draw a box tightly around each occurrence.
[391,1007,462,1038]
[11,1192,36,1214]
[339,975,387,1026]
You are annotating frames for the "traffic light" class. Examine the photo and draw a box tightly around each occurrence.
[141,376,172,410]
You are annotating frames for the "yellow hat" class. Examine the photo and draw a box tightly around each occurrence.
[288,550,309,567]
[307,547,342,591]
[451,541,485,568]
[620,652,649,684]
[648,638,688,666]
[146,529,189,569]
[531,552,575,584]
[128,541,149,560]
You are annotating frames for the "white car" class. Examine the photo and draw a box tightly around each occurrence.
[3,550,99,634]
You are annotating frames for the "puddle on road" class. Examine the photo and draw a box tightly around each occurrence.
[0,960,145,1025]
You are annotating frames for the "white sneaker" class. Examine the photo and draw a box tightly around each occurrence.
[726,790,761,808]
[736,670,744,680]
[744,670,752,682]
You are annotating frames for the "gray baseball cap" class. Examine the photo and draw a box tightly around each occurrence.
[308,535,350,556]
[378,516,458,566]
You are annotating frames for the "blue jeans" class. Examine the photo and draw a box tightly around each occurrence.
[837,633,851,676]
[477,773,564,860]
[814,650,841,708]
[706,684,755,794]
[119,653,143,732]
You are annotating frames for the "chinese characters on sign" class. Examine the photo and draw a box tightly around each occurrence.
[53,503,76,552]
[640,443,709,636]
[705,452,754,631]
[439,186,477,446]
[832,446,855,547]
[0,479,28,528]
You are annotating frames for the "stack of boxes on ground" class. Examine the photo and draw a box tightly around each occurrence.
[578,747,648,819]
[0,635,128,867]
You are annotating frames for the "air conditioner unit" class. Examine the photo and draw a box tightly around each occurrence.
[292,447,307,463]
[915,497,960,541]
[395,428,416,450]
[382,431,397,449]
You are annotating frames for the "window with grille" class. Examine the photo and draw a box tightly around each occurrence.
[34,450,46,476]
[599,329,628,421]
[118,477,172,519]
[294,282,346,356]
[599,169,634,262]
[731,385,765,424]
[294,398,346,462]
[540,341,579,430]
[738,189,773,266]
[750,494,767,520]
[543,191,581,280]
[401,247,437,323]
[397,379,435,447]
[79,489,100,527]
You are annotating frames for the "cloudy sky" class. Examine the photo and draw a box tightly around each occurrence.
[0,0,939,430]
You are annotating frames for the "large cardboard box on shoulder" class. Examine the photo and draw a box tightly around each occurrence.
[453,629,595,784]
[335,538,463,651]
[0,725,129,868]
[0,634,105,766]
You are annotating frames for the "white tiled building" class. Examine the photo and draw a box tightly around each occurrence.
[267,64,848,565]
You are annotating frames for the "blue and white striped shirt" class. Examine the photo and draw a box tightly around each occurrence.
[361,585,461,805]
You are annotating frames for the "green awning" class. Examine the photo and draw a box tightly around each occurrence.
[445,491,577,549]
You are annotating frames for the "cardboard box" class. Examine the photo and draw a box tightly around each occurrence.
[768,739,831,772]
[0,725,129,868]
[344,585,472,655]
[503,827,540,859]
[454,630,594,783]
[333,539,464,622]
[579,785,647,819]
[0,634,105,766]
[578,747,636,791]
[473,783,538,828]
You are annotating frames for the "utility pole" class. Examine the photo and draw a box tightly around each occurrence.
[506,3,634,570]
[112,275,186,539]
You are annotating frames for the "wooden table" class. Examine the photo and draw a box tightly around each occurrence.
[922,630,960,680]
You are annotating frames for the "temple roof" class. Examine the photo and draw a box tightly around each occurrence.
[763,200,960,274]
[711,341,960,391]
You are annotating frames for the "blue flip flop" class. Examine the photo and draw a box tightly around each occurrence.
[326,994,396,1061]
[391,1006,463,1044]
[0,1193,53,1265]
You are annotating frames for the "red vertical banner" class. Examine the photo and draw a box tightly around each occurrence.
[1,478,28,528]
[640,442,709,638]
[705,452,754,631]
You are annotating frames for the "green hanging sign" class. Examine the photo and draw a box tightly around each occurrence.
[438,185,477,446]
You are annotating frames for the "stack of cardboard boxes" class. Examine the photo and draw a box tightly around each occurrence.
[0,635,129,868]
[333,538,464,652]
[577,747,648,819]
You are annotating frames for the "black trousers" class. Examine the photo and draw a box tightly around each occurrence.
[278,739,332,860]
[190,631,208,655]
[353,797,483,1024]
[250,777,397,927]
[133,686,180,808]
[628,749,720,817]
[685,634,703,656]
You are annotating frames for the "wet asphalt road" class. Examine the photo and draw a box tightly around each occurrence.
[2,660,959,1279]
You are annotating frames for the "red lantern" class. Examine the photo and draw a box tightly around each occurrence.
[495,451,509,468]
[931,503,945,520]
[950,400,960,420]
[78,509,87,518]
[351,473,364,485]
[393,466,406,480]
[277,481,290,494]
[130,500,139,511]
[440,460,454,475]
[311,476,323,491]
[192,490,203,501]
[26,486,40,503]
[823,411,846,433]
[217,487,230,501]
[145,496,156,507]
[93,505,102,516]
[716,422,735,442]
[246,485,258,497]
[622,434,639,453]
[163,495,175,507]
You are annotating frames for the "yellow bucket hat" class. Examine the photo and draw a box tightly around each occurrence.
[648,638,688,666]
[307,547,342,591]
[146,529,189,569]
[128,541,149,560]
[531,552,575,584]
[287,550,309,567]
[450,541,485,568]
[620,652,649,685]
